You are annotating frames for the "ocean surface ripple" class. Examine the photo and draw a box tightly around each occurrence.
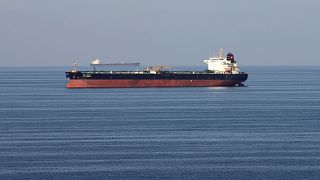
[0,66,320,180]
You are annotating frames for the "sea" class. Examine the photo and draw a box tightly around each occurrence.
[0,66,320,180]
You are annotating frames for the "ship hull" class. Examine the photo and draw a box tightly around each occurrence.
[66,79,245,88]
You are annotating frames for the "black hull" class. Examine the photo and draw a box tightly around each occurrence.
[66,71,248,81]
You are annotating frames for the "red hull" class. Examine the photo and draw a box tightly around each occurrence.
[66,79,243,88]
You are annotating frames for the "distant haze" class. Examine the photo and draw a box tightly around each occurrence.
[1,0,319,67]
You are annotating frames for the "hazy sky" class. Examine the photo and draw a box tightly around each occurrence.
[1,0,319,67]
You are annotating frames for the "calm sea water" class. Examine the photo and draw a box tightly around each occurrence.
[0,66,320,180]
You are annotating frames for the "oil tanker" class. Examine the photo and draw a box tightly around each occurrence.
[65,49,248,88]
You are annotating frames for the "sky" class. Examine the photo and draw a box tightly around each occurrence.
[0,0,319,67]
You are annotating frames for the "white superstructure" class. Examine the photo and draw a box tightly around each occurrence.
[91,58,102,65]
[204,49,240,74]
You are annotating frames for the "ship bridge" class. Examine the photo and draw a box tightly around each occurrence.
[204,49,240,74]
